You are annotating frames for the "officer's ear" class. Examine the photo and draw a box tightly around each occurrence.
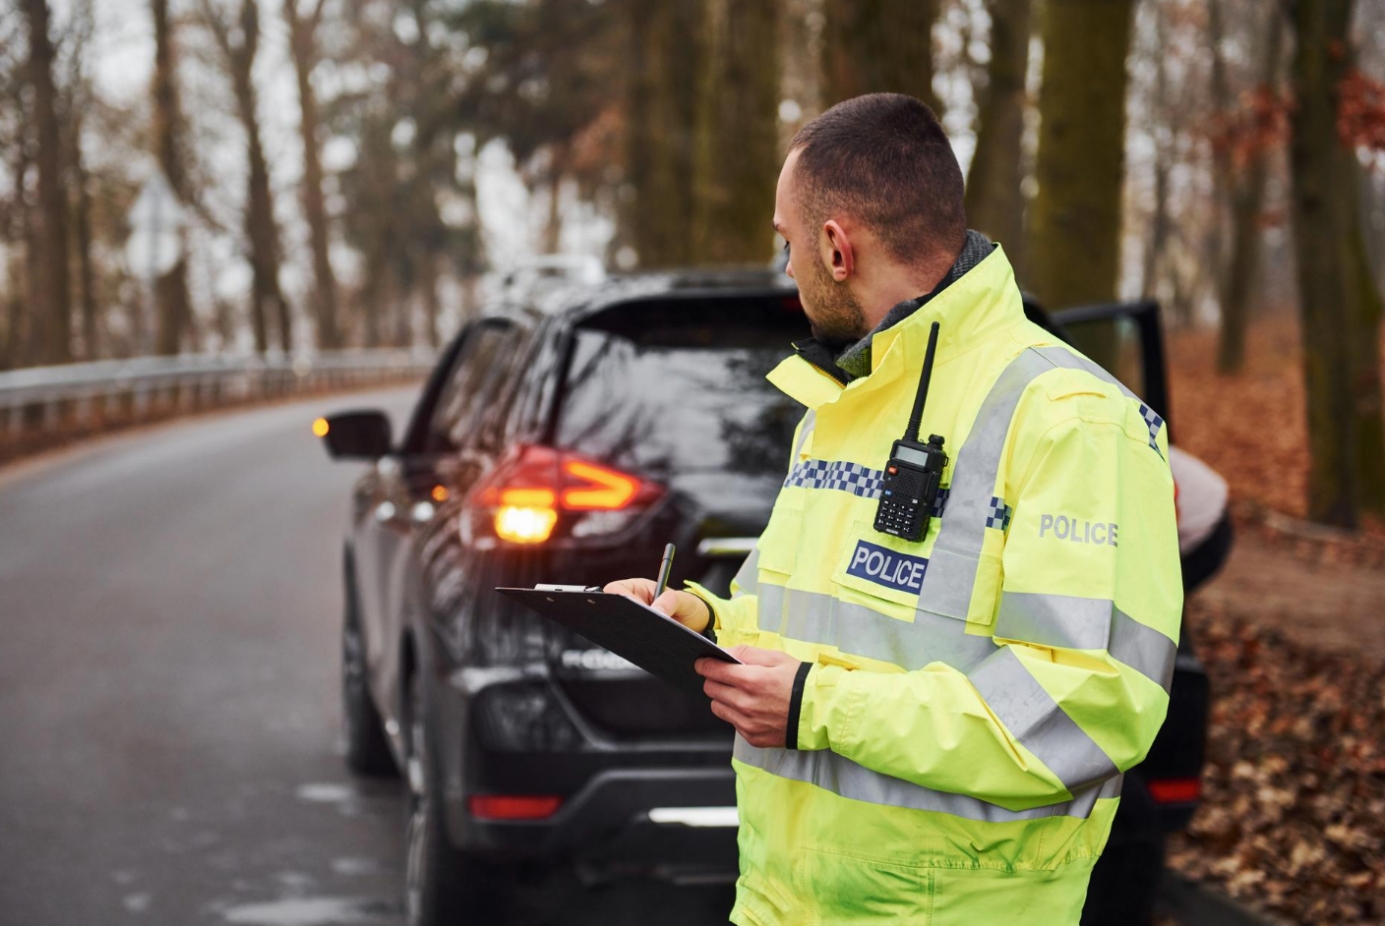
[821,219,855,282]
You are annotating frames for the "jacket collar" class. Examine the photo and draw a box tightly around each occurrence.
[767,244,1025,410]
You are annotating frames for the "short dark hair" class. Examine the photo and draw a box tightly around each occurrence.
[790,93,966,268]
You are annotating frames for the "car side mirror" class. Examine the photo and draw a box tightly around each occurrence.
[318,410,392,460]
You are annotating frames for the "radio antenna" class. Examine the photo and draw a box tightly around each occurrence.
[905,322,941,445]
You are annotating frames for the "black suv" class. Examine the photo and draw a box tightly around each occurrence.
[320,270,1213,926]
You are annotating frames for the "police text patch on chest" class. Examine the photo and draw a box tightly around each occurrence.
[846,539,928,594]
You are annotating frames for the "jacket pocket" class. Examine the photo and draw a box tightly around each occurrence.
[756,499,803,579]
[834,519,1003,634]
[794,847,934,926]
[911,548,1003,633]
[831,519,933,620]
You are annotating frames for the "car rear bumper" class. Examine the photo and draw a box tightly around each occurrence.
[433,663,740,878]
[449,765,740,879]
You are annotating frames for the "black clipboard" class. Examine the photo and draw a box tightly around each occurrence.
[496,587,742,699]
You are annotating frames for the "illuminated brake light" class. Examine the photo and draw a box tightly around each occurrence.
[495,505,558,544]
[469,794,563,820]
[1148,778,1201,804]
[467,445,662,546]
[561,459,638,510]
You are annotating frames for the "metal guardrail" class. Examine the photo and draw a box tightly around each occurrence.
[0,349,434,446]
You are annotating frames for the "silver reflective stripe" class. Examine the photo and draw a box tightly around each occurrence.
[919,345,1147,619]
[995,592,1177,691]
[756,583,998,673]
[996,592,1112,650]
[1031,345,1139,401]
[1108,611,1178,692]
[755,582,1125,791]
[968,647,1119,792]
[729,546,760,599]
[791,409,817,460]
[734,735,1123,822]
[920,351,1054,618]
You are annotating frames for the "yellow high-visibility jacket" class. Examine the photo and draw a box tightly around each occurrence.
[686,245,1182,926]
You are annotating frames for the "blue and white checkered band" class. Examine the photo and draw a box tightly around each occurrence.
[783,459,884,498]
[1139,403,1165,458]
[932,485,950,519]
[985,496,1013,531]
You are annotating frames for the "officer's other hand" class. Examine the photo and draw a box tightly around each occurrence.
[695,646,802,748]
[602,578,711,634]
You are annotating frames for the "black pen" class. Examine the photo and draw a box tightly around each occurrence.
[653,543,676,599]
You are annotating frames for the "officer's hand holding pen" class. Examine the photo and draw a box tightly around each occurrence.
[605,543,803,748]
[600,578,712,633]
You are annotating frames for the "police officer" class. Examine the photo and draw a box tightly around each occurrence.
[606,93,1181,926]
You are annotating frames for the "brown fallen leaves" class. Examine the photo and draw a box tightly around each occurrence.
[1167,599,1385,925]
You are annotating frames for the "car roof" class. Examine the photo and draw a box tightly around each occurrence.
[482,267,799,327]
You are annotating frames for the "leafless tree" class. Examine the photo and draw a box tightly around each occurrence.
[20,0,70,365]
[691,0,781,265]
[150,0,197,356]
[1026,0,1136,366]
[1210,0,1285,372]
[284,0,341,349]
[965,0,1032,259]
[821,0,940,114]
[1289,0,1385,525]
[623,0,703,268]
[200,0,292,353]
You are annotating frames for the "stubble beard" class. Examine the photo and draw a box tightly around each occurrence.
[802,257,868,352]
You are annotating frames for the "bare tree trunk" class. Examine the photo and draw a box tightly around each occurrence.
[360,267,385,348]
[3,129,32,369]
[58,0,99,361]
[22,170,42,363]
[1289,0,1384,525]
[543,142,568,255]
[1141,3,1172,310]
[286,0,341,349]
[421,255,440,350]
[151,0,195,356]
[1346,196,1385,516]
[1212,0,1283,374]
[392,287,411,349]
[821,0,939,113]
[204,0,291,354]
[22,0,70,366]
[1025,0,1134,367]
[72,143,99,360]
[623,0,702,268]
[965,0,1031,255]
[1144,154,1171,303]
[690,0,780,265]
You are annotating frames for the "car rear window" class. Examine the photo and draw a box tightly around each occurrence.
[555,297,809,477]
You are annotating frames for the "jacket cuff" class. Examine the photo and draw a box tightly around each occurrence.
[795,662,846,751]
[784,661,813,750]
[681,580,722,640]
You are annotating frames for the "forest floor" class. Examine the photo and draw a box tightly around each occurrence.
[1159,317,1385,925]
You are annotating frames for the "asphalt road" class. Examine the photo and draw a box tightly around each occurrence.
[0,390,735,926]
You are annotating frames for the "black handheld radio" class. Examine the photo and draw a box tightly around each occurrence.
[873,321,948,542]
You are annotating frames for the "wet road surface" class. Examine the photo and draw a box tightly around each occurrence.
[0,390,734,925]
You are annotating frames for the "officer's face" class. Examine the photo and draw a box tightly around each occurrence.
[774,151,867,350]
